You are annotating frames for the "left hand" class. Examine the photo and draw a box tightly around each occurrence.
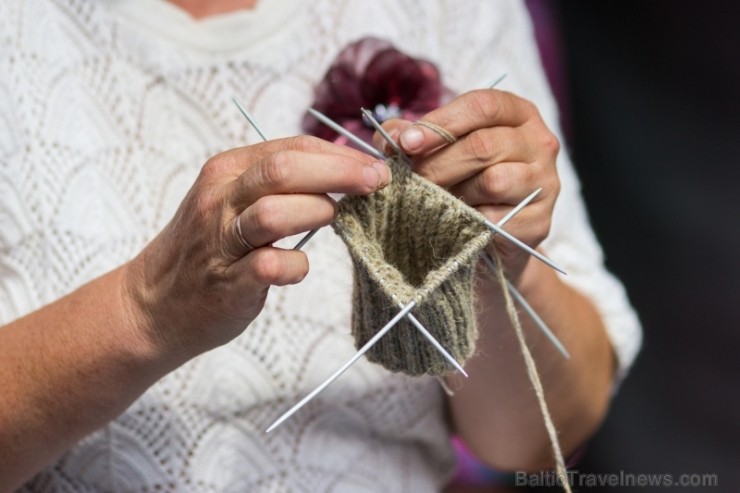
[375,89,561,281]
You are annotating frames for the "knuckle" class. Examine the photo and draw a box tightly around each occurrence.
[188,182,222,219]
[200,152,230,181]
[251,249,285,285]
[541,130,560,156]
[549,173,561,198]
[251,196,285,237]
[465,130,496,162]
[520,97,538,118]
[261,151,292,186]
[468,90,500,122]
[200,157,218,179]
[479,167,509,198]
[286,135,325,153]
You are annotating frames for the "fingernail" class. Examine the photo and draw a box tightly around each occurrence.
[400,126,424,151]
[374,161,392,187]
[363,165,381,190]
[364,161,391,190]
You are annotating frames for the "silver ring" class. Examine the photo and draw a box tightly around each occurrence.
[234,216,258,253]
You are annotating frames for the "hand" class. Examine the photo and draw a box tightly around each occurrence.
[376,89,560,281]
[123,136,391,362]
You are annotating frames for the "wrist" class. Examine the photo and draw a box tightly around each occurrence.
[116,262,183,372]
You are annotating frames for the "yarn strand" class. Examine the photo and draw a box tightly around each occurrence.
[490,247,572,493]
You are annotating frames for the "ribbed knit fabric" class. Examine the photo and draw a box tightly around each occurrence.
[333,157,491,375]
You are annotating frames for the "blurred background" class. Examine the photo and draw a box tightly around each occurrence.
[553,1,739,491]
[452,1,739,491]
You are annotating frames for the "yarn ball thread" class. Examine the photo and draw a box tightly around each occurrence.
[332,156,492,376]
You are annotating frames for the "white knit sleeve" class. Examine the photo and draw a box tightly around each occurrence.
[438,0,642,378]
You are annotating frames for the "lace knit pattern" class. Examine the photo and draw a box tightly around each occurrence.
[0,0,642,491]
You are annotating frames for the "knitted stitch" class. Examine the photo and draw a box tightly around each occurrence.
[332,156,492,375]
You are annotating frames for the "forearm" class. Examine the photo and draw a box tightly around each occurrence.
[0,266,171,491]
[447,255,615,471]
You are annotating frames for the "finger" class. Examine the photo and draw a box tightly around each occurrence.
[372,119,412,154]
[448,162,541,207]
[229,150,391,208]
[231,194,337,255]
[398,90,535,154]
[203,135,378,182]
[412,126,532,187]
[230,247,311,289]
[476,202,541,231]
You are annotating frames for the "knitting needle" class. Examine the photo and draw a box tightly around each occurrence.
[233,99,468,375]
[499,187,541,224]
[477,187,569,358]
[233,98,268,141]
[360,107,404,157]
[266,300,418,433]
[489,73,508,89]
[307,108,386,160]
[305,109,471,375]
[482,219,566,275]
[308,107,564,363]
[233,98,318,251]
[360,108,567,275]
[480,252,569,359]
[309,110,566,336]
[475,188,569,358]
[395,300,468,377]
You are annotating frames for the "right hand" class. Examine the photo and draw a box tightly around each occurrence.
[122,136,391,362]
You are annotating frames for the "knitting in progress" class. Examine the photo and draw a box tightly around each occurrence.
[334,150,572,493]
[333,156,492,376]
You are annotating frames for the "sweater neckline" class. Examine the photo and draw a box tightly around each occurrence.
[109,0,304,53]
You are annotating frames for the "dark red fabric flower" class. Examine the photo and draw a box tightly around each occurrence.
[303,37,452,148]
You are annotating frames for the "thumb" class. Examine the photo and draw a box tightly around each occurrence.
[373,118,412,155]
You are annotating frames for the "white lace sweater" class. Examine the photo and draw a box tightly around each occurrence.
[0,0,641,491]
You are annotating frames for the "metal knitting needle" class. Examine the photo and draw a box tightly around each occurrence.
[305,109,468,375]
[482,219,566,275]
[233,98,316,250]
[234,100,467,376]
[360,108,567,275]
[395,300,468,378]
[360,107,404,157]
[499,187,541,224]
[312,107,563,364]
[480,252,569,359]
[310,111,565,339]
[266,300,418,433]
[233,98,268,141]
[489,73,508,89]
[307,108,386,160]
[468,188,568,357]
[479,187,569,358]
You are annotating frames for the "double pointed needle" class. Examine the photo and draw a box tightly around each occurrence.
[359,108,567,276]
[233,98,326,252]
[233,98,468,422]
[482,188,570,359]
[233,99,466,376]
[265,301,417,433]
[309,108,568,357]
[307,108,385,160]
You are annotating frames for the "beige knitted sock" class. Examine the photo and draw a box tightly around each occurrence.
[332,156,491,375]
